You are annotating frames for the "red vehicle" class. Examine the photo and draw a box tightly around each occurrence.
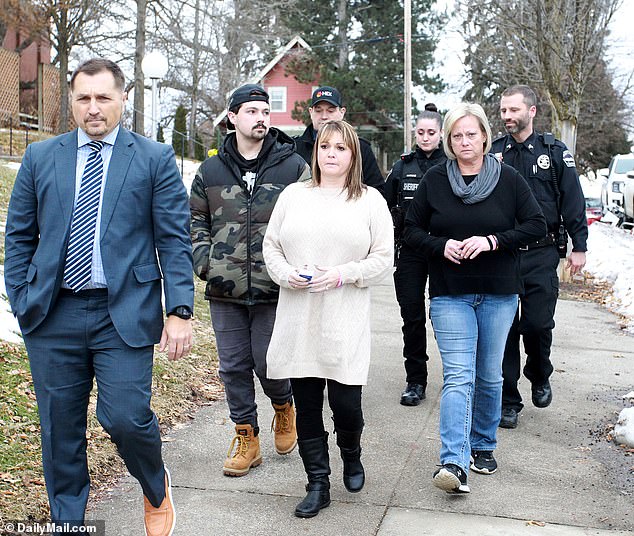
[585,197,602,225]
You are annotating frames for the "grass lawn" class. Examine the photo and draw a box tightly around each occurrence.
[0,160,222,520]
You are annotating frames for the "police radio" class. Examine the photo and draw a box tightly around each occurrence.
[543,133,568,259]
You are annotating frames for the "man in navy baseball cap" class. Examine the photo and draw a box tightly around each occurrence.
[310,86,342,108]
[294,85,384,191]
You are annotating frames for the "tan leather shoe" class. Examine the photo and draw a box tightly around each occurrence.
[223,424,262,476]
[271,401,297,455]
[144,468,175,536]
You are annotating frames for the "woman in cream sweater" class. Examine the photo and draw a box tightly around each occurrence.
[263,120,393,518]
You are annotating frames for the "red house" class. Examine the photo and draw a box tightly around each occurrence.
[2,25,53,118]
[213,36,317,136]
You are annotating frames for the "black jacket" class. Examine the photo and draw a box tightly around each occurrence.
[294,124,385,193]
[491,131,587,252]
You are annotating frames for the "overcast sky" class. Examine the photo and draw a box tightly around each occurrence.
[422,1,634,113]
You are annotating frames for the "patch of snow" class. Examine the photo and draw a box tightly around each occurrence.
[177,158,201,194]
[585,223,634,333]
[1,161,21,171]
[0,267,24,344]
[579,172,603,199]
[614,407,634,448]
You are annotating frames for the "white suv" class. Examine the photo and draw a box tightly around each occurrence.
[601,153,634,213]
[623,171,634,223]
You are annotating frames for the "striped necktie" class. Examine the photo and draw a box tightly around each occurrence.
[63,140,105,291]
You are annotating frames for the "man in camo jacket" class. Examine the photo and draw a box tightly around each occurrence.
[190,84,310,477]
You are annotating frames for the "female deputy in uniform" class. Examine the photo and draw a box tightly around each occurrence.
[404,103,545,494]
[262,120,393,517]
[384,103,447,407]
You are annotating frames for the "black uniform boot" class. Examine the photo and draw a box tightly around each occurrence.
[295,433,331,518]
[336,428,365,493]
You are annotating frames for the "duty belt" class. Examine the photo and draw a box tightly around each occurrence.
[519,233,556,251]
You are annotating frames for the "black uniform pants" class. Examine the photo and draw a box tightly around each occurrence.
[393,246,429,386]
[502,246,559,411]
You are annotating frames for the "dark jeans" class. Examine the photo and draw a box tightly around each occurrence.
[393,246,429,386]
[210,301,292,428]
[502,246,559,411]
[290,377,363,440]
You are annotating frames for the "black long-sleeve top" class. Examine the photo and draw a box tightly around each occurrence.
[404,162,546,298]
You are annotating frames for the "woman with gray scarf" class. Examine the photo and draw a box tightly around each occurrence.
[404,103,546,494]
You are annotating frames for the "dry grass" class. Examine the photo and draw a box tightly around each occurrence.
[0,129,50,159]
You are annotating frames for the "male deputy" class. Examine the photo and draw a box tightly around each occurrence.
[491,85,587,429]
[4,58,193,535]
[294,86,385,191]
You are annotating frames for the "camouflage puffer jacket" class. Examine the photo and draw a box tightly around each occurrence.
[190,128,310,304]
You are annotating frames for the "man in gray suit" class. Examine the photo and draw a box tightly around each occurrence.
[4,58,193,536]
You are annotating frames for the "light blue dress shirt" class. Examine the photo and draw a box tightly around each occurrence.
[62,126,120,289]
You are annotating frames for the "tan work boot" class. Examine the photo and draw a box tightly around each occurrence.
[223,424,262,477]
[271,401,298,455]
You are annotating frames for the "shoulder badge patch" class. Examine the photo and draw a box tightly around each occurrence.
[494,152,503,163]
[563,150,576,167]
[537,154,550,169]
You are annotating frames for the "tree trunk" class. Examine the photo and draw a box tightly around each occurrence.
[559,120,577,156]
[133,0,147,135]
[188,0,201,158]
[337,0,348,70]
[59,51,69,133]
[57,8,70,134]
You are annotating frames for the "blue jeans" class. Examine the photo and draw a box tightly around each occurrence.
[430,294,518,471]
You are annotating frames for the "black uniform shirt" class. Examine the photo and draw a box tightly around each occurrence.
[384,145,447,209]
[491,131,587,252]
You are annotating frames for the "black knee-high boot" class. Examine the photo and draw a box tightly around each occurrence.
[295,433,331,518]
[336,428,365,492]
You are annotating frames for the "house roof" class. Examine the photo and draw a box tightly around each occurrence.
[212,35,311,129]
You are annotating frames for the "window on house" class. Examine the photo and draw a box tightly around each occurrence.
[268,87,286,112]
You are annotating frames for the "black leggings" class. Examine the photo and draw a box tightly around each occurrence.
[291,377,363,440]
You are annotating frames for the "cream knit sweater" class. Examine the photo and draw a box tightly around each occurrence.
[263,182,394,385]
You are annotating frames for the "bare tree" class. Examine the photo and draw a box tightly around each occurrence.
[133,0,147,134]
[33,0,111,132]
[151,0,295,156]
[460,0,622,153]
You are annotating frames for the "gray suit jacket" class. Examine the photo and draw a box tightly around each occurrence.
[4,127,194,347]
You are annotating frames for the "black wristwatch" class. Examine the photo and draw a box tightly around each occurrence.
[167,306,193,320]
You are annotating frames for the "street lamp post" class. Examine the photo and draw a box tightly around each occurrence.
[141,51,169,141]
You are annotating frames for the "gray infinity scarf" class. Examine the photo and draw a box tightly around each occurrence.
[446,153,501,204]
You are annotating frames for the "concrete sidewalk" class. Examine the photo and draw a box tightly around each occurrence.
[90,281,634,535]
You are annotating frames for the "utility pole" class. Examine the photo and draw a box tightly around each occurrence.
[404,0,412,152]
